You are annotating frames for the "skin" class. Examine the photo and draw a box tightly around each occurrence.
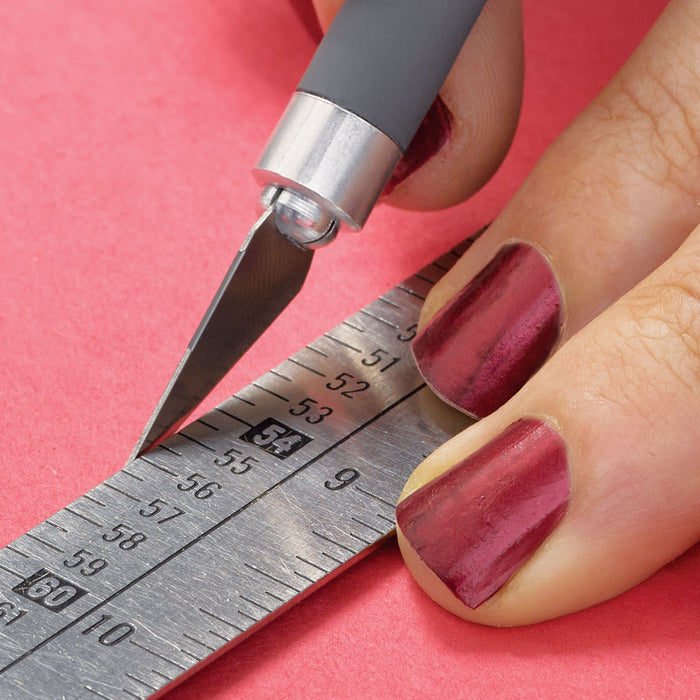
[311,0,700,625]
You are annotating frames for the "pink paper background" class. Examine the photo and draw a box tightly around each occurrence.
[1,1,698,697]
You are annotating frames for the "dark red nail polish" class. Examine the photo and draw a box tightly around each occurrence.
[412,244,562,418]
[383,96,453,195]
[396,419,569,609]
[288,0,323,43]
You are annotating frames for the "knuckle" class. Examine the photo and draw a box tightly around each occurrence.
[629,268,700,398]
[597,10,700,199]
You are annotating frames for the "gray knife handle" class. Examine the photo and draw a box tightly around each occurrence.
[298,0,488,151]
[255,0,488,240]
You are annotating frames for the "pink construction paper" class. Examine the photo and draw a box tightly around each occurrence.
[1,1,697,698]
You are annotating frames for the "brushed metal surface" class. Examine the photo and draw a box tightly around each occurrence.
[0,244,471,699]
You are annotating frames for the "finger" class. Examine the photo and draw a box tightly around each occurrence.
[397,221,700,626]
[303,0,524,211]
[413,0,700,418]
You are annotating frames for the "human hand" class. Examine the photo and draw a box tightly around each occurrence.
[301,0,700,625]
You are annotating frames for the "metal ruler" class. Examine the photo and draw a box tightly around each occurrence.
[0,243,472,699]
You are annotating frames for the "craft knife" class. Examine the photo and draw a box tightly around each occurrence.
[131,0,488,459]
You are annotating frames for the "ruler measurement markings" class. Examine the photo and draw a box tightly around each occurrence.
[129,639,187,670]
[342,319,365,332]
[102,483,141,503]
[214,407,253,428]
[138,456,177,477]
[239,595,272,614]
[83,494,107,507]
[122,686,143,699]
[350,516,384,535]
[158,445,182,457]
[354,485,396,510]
[287,357,326,377]
[196,418,219,431]
[84,686,115,700]
[179,433,216,453]
[295,556,329,575]
[206,630,229,643]
[377,295,401,309]
[125,672,158,692]
[1,379,417,675]
[0,244,471,698]
[5,546,30,559]
[24,533,65,554]
[198,608,245,633]
[358,308,400,330]
[251,383,289,402]
[243,563,300,593]
[121,468,144,483]
[44,519,69,533]
[231,394,256,407]
[269,369,293,382]
[348,532,372,546]
[0,564,23,579]
[396,284,426,301]
[181,633,215,652]
[63,506,103,528]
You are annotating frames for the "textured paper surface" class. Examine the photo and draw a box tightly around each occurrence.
[1,1,698,697]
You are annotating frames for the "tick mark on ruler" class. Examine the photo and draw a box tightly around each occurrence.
[6,545,30,558]
[265,590,285,602]
[83,494,106,507]
[414,272,438,285]
[296,555,329,574]
[351,516,384,535]
[44,519,68,533]
[431,261,450,272]
[196,418,219,431]
[64,507,103,527]
[239,594,272,613]
[199,607,244,633]
[244,562,300,593]
[150,669,174,683]
[349,532,372,546]
[355,485,395,509]
[179,648,203,662]
[306,345,328,358]
[121,468,144,482]
[129,639,187,670]
[378,295,401,309]
[0,563,24,579]
[270,369,293,382]
[359,309,400,329]
[396,284,426,301]
[180,433,216,452]
[139,456,178,477]
[288,357,326,377]
[342,319,365,332]
[182,633,216,651]
[25,533,65,554]
[376,513,396,525]
[323,333,361,353]
[293,570,315,584]
[215,407,253,428]
[207,629,229,643]
[238,610,258,624]
[84,686,114,700]
[121,686,142,699]
[124,672,157,692]
[252,383,289,402]
[312,530,356,555]
[232,394,256,407]
[103,482,141,503]
[159,444,182,457]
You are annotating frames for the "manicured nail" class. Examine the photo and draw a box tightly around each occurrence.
[383,96,453,195]
[412,243,562,418]
[396,419,569,609]
[288,0,323,43]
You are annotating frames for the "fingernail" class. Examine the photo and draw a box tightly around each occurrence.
[412,243,562,418]
[396,419,569,609]
[383,96,453,195]
[288,0,323,43]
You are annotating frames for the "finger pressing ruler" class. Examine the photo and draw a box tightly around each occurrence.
[0,242,473,699]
